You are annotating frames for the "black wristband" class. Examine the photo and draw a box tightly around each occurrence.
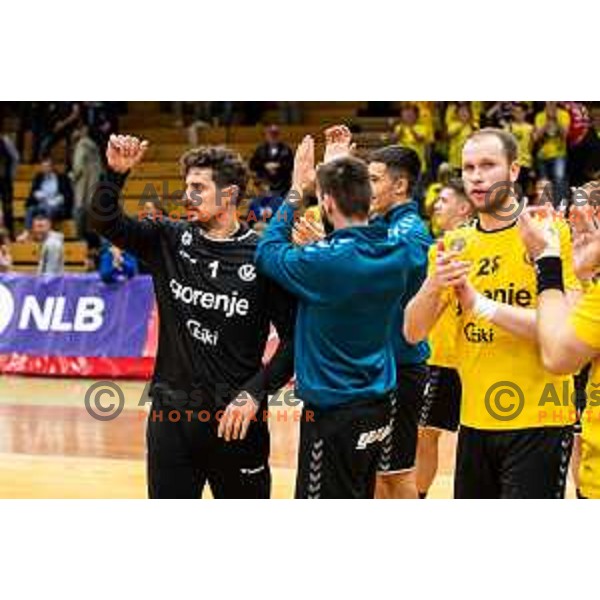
[535,256,564,295]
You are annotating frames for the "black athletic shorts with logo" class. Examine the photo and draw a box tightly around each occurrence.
[377,363,428,474]
[419,366,461,432]
[147,395,271,499]
[295,394,391,499]
[455,425,574,499]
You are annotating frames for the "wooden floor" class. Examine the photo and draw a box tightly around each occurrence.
[0,375,455,498]
[0,375,571,498]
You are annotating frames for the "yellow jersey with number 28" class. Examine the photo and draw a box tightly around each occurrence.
[434,219,579,430]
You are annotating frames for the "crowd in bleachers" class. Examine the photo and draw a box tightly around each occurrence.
[385,101,600,222]
[0,101,599,276]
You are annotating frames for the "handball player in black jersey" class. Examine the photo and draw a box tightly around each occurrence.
[88,135,296,499]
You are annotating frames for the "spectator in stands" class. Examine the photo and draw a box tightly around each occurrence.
[17,102,48,164]
[83,102,118,157]
[0,133,19,239]
[247,179,284,228]
[249,125,294,197]
[447,102,478,173]
[506,102,534,196]
[483,101,515,128]
[24,212,64,275]
[39,102,82,165]
[533,101,570,204]
[25,156,73,230]
[98,239,138,284]
[393,103,429,174]
[70,124,103,241]
[0,228,12,272]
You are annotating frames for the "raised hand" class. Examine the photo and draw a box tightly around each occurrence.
[292,214,326,246]
[291,136,316,199]
[106,134,149,174]
[570,190,600,280]
[517,201,561,260]
[431,251,471,292]
[323,124,355,163]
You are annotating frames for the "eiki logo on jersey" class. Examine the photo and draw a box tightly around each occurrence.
[186,319,219,346]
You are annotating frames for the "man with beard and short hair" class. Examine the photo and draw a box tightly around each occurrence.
[405,128,581,498]
[88,135,296,499]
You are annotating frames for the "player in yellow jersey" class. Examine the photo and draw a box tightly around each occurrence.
[416,179,474,498]
[517,183,600,498]
[405,128,580,498]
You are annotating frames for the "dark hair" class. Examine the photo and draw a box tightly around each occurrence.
[369,145,421,194]
[180,146,248,200]
[31,207,51,221]
[0,228,8,246]
[443,178,473,208]
[316,157,372,219]
[468,128,518,164]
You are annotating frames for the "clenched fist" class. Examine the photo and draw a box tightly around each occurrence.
[106,134,149,174]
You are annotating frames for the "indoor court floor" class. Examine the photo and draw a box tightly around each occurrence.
[0,375,573,498]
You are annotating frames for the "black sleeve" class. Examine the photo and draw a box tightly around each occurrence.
[240,280,296,403]
[87,168,163,268]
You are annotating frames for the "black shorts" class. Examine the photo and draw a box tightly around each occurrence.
[419,366,461,432]
[378,363,428,473]
[146,397,271,499]
[455,425,574,499]
[295,395,391,499]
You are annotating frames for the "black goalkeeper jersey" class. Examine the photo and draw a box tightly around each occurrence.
[88,170,296,409]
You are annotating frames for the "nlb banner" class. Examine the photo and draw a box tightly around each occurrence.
[0,274,156,378]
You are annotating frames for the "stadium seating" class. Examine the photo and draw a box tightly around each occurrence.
[10,101,598,272]
[9,102,368,271]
